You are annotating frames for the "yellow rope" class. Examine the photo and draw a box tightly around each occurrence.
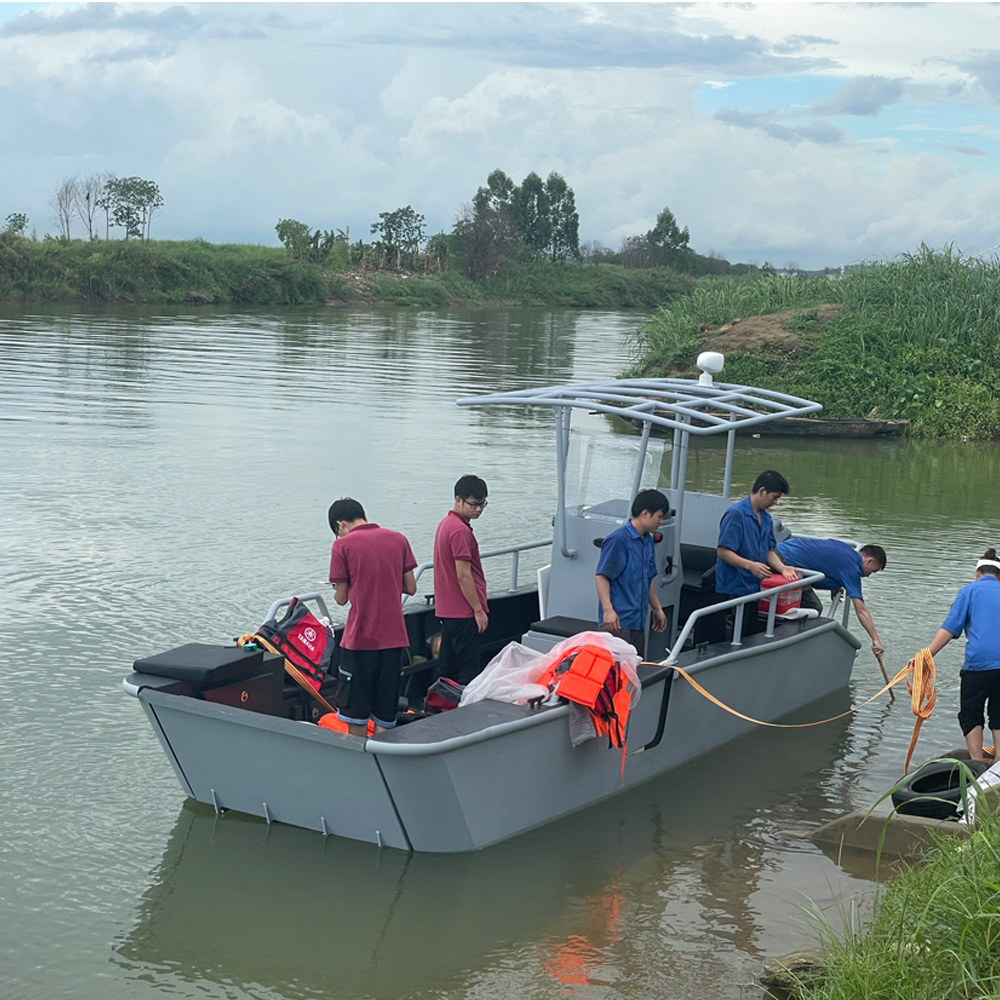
[642,648,936,771]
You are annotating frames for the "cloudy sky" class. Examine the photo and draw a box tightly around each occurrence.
[3,2,1000,269]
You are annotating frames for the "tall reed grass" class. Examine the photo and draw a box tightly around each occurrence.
[800,779,1000,1000]
[628,246,1000,438]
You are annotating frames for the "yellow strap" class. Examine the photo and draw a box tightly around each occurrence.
[642,651,932,745]
[237,633,337,716]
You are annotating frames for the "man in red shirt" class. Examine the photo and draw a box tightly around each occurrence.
[433,474,489,685]
[328,497,417,736]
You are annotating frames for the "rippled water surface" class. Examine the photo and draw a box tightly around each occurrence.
[1,303,997,1000]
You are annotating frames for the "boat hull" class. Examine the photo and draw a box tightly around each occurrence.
[130,617,859,852]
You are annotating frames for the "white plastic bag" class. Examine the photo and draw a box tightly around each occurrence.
[459,630,643,710]
[459,640,549,707]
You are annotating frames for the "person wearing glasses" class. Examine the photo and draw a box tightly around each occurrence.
[433,474,490,685]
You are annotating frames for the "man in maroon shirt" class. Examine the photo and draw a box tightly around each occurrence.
[328,497,417,736]
[433,474,489,685]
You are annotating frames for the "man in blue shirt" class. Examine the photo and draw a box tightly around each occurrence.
[776,538,886,657]
[716,470,798,637]
[595,489,669,656]
[927,549,1000,761]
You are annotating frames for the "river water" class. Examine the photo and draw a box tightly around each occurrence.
[1,303,997,1000]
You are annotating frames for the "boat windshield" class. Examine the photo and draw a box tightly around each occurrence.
[564,414,666,509]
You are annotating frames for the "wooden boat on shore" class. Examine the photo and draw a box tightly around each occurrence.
[124,355,862,852]
[746,416,908,437]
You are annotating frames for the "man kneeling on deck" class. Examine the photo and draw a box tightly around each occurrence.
[775,537,887,657]
[595,489,669,657]
[328,498,418,736]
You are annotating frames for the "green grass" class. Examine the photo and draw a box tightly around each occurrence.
[798,771,1000,1000]
[628,246,1000,439]
[627,272,838,372]
[0,236,352,305]
[0,235,694,309]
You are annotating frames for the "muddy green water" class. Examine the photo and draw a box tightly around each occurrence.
[1,304,996,1000]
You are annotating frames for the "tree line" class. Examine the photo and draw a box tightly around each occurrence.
[4,165,740,278]
[2,173,163,242]
[274,167,739,279]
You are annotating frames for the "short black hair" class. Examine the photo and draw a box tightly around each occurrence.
[631,488,669,519]
[454,474,487,501]
[752,470,790,495]
[861,544,887,570]
[328,497,365,532]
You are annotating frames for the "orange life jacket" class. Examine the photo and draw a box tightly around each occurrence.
[553,644,634,750]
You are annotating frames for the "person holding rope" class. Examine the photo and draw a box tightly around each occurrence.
[925,547,1000,762]
[776,537,887,656]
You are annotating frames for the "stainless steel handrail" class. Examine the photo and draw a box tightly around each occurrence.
[263,592,333,625]
[663,570,826,664]
[405,537,553,604]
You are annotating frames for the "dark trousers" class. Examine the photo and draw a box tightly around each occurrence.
[436,617,481,685]
[719,595,769,639]
[610,627,645,658]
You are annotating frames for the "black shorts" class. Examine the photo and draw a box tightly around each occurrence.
[336,647,404,729]
[958,668,1000,735]
[436,617,481,685]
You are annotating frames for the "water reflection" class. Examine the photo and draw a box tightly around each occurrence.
[115,694,857,1000]
[2,303,998,1000]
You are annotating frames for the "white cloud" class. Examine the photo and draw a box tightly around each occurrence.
[3,2,1000,267]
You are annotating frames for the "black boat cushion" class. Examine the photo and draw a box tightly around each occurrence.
[133,643,269,685]
[528,616,600,638]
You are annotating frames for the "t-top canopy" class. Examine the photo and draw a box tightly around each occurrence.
[458,377,822,436]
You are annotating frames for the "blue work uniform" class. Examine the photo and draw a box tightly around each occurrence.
[595,521,656,630]
[715,495,776,597]
[776,538,864,599]
[941,576,1000,671]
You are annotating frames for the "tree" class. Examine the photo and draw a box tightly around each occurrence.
[645,207,692,269]
[98,176,163,240]
[512,172,550,257]
[50,177,79,240]
[3,212,28,237]
[473,169,516,216]
[370,205,425,269]
[453,200,520,279]
[543,172,579,261]
[275,218,312,260]
[76,172,108,240]
[619,235,650,269]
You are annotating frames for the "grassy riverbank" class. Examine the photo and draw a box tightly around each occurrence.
[0,233,694,308]
[629,247,1000,439]
[798,790,1000,1000]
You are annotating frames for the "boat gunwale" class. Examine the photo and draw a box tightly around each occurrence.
[366,617,857,757]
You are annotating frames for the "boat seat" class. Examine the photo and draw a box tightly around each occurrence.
[528,615,600,638]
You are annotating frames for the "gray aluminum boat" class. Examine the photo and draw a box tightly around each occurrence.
[124,354,862,852]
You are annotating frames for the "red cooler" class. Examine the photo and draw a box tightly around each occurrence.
[758,574,801,616]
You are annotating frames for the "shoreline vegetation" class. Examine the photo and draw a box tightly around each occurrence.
[775,787,1000,1000]
[3,232,999,439]
[0,233,697,309]
[630,246,1000,440]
